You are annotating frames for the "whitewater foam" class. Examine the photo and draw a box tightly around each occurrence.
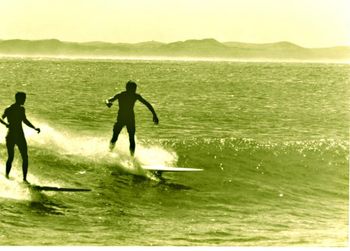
[23,119,178,173]
[0,163,61,201]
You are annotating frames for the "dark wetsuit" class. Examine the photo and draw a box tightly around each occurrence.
[113,91,140,135]
[2,104,28,179]
[110,91,142,154]
[108,89,158,156]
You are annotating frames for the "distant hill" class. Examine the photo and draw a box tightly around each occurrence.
[0,38,349,61]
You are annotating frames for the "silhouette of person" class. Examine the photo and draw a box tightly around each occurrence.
[1,92,40,182]
[105,80,159,156]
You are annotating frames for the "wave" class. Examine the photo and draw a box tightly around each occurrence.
[0,118,347,202]
[164,137,348,197]
[0,118,178,200]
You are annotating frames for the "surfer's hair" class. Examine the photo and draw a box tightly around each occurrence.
[126,80,137,93]
[15,92,26,104]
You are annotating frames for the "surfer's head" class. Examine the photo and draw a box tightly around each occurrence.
[15,92,26,105]
[126,80,137,93]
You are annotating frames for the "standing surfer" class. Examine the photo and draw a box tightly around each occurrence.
[1,92,40,182]
[105,80,159,156]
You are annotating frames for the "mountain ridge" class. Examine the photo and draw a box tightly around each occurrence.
[0,38,349,60]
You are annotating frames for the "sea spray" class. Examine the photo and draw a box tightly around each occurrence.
[23,119,178,173]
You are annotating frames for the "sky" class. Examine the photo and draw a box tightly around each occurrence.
[0,0,349,48]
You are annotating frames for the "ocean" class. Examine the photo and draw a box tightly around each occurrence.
[0,58,348,246]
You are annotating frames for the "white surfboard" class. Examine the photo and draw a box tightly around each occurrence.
[142,165,203,172]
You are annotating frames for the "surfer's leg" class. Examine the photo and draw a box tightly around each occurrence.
[110,122,123,150]
[127,123,136,156]
[5,138,15,178]
[129,133,135,156]
[17,139,28,182]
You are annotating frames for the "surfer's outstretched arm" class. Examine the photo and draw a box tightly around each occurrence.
[105,93,120,108]
[23,115,40,133]
[137,95,159,124]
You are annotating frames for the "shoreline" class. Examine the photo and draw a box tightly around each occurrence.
[0,53,349,65]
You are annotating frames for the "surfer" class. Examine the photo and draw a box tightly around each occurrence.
[1,92,40,182]
[105,80,159,156]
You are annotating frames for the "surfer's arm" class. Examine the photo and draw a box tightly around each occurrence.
[0,118,8,127]
[137,95,159,125]
[23,113,40,133]
[105,93,120,108]
[1,111,9,127]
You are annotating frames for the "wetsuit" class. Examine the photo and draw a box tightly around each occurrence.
[110,91,141,154]
[108,89,158,156]
[112,91,139,136]
[2,104,28,179]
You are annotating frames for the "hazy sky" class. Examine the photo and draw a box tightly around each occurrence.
[0,0,349,47]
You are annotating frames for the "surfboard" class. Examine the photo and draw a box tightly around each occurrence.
[142,165,203,172]
[29,185,91,192]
